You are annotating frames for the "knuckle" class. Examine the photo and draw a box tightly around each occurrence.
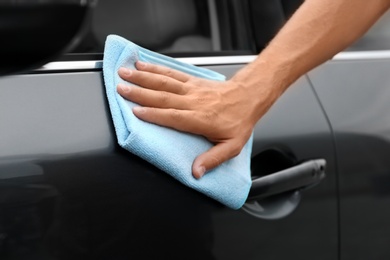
[193,95,206,105]
[165,68,174,78]
[210,156,222,167]
[144,107,157,118]
[170,109,182,121]
[131,70,141,80]
[202,111,217,122]
[178,82,188,94]
[160,75,169,87]
[158,91,170,105]
[149,107,157,114]
[131,87,142,97]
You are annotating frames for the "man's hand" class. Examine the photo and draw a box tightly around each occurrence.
[118,0,390,178]
[117,61,275,178]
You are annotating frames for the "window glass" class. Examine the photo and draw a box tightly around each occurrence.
[67,0,256,58]
[247,0,303,52]
[346,11,390,51]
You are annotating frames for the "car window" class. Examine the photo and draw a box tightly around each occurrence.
[347,11,390,51]
[63,1,390,59]
[67,0,256,58]
[248,0,303,52]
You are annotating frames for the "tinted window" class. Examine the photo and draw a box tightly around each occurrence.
[68,0,256,57]
[247,0,303,51]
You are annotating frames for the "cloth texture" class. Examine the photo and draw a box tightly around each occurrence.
[103,34,253,209]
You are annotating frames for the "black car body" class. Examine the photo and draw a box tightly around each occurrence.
[1,1,390,259]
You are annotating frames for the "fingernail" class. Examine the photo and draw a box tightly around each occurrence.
[136,61,146,69]
[118,67,132,77]
[118,84,130,93]
[197,166,206,178]
[133,107,146,114]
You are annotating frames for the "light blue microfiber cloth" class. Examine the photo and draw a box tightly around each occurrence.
[103,35,253,209]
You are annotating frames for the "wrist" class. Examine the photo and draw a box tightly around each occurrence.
[229,57,292,124]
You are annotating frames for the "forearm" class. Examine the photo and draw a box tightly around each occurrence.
[232,0,390,119]
[117,0,390,176]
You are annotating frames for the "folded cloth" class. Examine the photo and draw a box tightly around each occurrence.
[103,35,253,209]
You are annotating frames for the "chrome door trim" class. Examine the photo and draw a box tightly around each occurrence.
[333,50,390,60]
[35,56,256,72]
[36,61,103,71]
[35,51,390,72]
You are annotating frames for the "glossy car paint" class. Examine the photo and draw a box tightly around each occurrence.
[309,57,390,260]
[0,62,337,259]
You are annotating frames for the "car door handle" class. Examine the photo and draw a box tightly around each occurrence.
[247,159,326,200]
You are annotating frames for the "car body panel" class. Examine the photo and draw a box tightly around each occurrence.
[0,63,337,259]
[3,0,390,258]
[309,58,390,260]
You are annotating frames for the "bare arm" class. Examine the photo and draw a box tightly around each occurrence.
[232,0,390,103]
[118,0,390,178]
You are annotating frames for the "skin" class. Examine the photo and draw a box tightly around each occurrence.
[117,0,390,179]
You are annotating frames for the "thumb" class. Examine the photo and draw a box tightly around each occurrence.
[192,140,242,179]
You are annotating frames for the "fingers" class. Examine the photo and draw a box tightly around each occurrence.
[135,61,191,83]
[118,67,186,95]
[132,106,245,179]
[192,141,243,179]
[117,85,188,109]
[132,106,204,134]
[117,62,246,180]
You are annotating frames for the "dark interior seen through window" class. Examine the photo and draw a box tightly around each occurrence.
[69,0,242,57]
[65,0,304,59]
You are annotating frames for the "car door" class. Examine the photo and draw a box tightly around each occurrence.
[308,12,390,260]
[0,1,338,259]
